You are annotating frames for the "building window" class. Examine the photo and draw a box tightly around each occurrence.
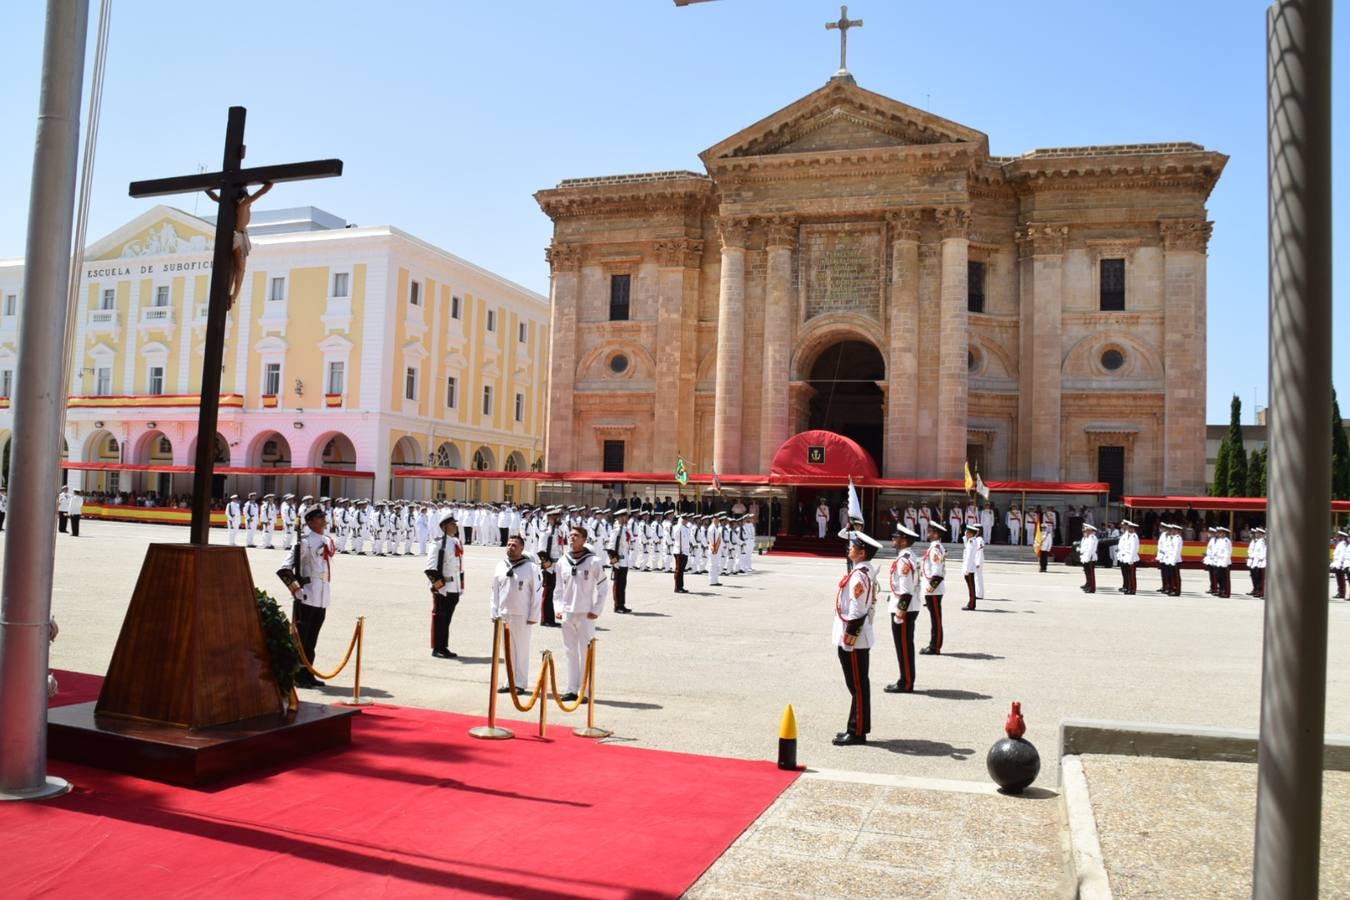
[473,449,489,471]
[147,366,165,396]
[603,439,625,473]
[514,392,524,422]
[609,274,631,321]
[1097,445,1126,501]
[94,366,112,396]
[409,280,421,306]
[518,321,527,343]
[3,295,15,317]
[608,353,629,374]
[1101,349,1125,371]
[404,367,418,401]
[1100,258,1125,311]
[326,360,345,395]
[482,385,493,416]
[445,375,458,408]
[269,277,286,303]
[451,296,461,319]
[263,362,281,396]
[967,261,986,313]
[154,285,170,307]
[158,437,172,455]
[486,309,497,332]
[100,289,115,310]
[0,369,12,398]
[332,272,349,298]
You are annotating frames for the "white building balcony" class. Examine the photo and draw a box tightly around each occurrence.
[138,306,173,328]
[86,309,118,332]
[321,296,353,332]
[259,299,288,334]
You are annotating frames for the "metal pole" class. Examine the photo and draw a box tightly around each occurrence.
[0,0,89,801]
[1255,2,1332,897]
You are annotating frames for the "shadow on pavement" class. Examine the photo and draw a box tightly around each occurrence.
[866,737,975,760]
[937,652,1005,661]
[915,688,993,701]
[595,698,663,710]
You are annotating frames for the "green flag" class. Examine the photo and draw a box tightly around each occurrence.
[675,456,689,487]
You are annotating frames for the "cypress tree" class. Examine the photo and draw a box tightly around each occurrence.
[1247,448,1267,498]
[1333,389,1350,500]
[1212,435,1231,497]
[1226,395,1246,497]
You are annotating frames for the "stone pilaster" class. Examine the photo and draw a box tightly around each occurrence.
[655,238,703,470]
[936,207,970,479]
[885,209,922,477]
[1015,223,1069,481]
[713,217,750,474]
[543,242,581,470]
[759,217,796,471]
[1160,219,1212,494]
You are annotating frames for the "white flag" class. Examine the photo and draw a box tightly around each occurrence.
[847,475,864,521]
[975,473,990,500]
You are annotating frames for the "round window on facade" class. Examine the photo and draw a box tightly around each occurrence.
[608,353,629,374]
[967,347,981,373]
[1101,349,1125,371]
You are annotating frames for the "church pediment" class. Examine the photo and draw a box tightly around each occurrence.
[700,80,988,163]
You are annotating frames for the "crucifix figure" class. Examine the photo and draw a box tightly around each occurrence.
[129,106,341,545]
[205,177,272,308]
[825,4,863,76]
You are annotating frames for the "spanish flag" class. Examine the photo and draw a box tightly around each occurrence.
[963,461,975,494]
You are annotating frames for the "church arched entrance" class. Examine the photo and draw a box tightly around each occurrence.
[805,340,885,472]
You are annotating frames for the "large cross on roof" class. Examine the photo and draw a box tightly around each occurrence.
[825,5,863,78]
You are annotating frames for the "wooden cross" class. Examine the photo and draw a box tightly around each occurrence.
[825,4,863,74]
[129,106,342,546]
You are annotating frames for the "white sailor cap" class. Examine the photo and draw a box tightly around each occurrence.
[1083,523,1097,532]
[1216,526,1230,534]
[229,493,239,499]
[893,524,920,540]
[928,521,947,534]
[1120,519,1136,527]
[1252,527,1266,534]
[850,531,881,550]
[436,510,457,529]
[1338,530,1348,538]
[965,523,981,533]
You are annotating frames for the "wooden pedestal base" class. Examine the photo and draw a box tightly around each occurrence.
[48,701,358,787]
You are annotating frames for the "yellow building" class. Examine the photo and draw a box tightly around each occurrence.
[0,205,549,502]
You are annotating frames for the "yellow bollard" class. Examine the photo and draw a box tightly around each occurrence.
[341,617,373,706]
[573,638,612,739]
[469,617,514,740]
[778,704,800,770]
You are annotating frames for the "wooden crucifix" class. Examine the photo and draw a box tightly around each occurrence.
[129,106,342,545]
[825,5,863,74]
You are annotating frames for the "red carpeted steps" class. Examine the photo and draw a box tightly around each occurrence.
[767,534,848,557]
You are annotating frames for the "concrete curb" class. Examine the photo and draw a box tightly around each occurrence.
[1060,755,1114,900]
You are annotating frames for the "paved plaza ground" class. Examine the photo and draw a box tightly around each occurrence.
[33,519,1350,783]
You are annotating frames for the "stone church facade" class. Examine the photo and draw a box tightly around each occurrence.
[536,77,1225,495]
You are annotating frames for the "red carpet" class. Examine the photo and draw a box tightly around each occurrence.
[5,671,798,899]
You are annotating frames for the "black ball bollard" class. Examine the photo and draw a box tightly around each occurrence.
[987,701,1040,795]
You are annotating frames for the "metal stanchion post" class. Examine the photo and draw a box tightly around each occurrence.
[469,618,513,740]
[574,639,612,739]
[538,651,551,738]
[342,618,373,707]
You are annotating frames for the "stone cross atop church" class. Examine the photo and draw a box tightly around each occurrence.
[825,4,863,82]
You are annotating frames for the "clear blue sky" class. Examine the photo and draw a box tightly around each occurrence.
[1,0,1344,423]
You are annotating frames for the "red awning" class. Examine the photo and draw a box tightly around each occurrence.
[769,430,879,480]
[63,462,375,479]
[391,468,556,482]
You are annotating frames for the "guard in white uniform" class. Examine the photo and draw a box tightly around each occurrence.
[226,494,242,546]
[832,532,880,746]
[884,524,921,694]
[1007,505,1022,546]
[1213,526,1233,598]
[278,507,336,688]
[1116,519,1140,594]
[424,511,465,659]
[961,523,985,609]
[1247,527,1267,597]
[244,492,260,548]
[1079,523,1099,593]
[921,523,947,655]
[490,533,543,692]
[554,524,607,702]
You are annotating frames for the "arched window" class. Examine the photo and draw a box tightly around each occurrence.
[473,450,488,471]
[504,455,519,472]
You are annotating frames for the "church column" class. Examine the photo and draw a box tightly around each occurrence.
[759,217,796,472]
[936,207,970,478]
[885,209,922,477]
[655,238,701,469]
[1016,224,1069,481]
[543,242,581,470]
[1160,219,1212,494]
[713,217,749,474]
